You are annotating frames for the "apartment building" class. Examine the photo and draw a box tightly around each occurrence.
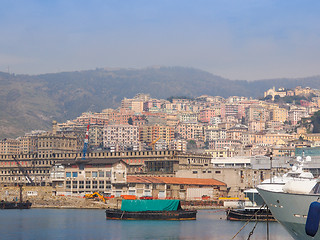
[103,125,139,149]
[18,136,37,154]
[89,125,104,147]
[139,125,174,145]
[0,139,20,155]
[176,123,204,141]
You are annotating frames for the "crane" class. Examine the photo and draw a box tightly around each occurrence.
[82,124,90,160]
[149,136,161,151]
[12,156,35,186]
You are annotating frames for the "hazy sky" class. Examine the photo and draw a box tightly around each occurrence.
[1,0,320,80]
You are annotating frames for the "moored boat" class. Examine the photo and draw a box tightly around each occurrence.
[0,200,32,209]
[105,199,197,220]
[257,178,320,239]
[226,207,275,221]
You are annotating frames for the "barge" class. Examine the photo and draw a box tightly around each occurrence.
[105,199,197,220]
[0,200,32,209]
[226,207,275,221]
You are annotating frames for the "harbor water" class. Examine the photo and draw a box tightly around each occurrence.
[0,209,293,240]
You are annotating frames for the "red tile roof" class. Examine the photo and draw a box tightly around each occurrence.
[127,176,226,186]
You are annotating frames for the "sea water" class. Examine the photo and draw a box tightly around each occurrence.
[0,209,292,240]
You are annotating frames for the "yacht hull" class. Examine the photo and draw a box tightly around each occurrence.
[257,187,320,240]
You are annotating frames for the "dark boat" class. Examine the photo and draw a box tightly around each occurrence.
[105,199,197,220]
[226,207,275,221]
[0,200,32,209]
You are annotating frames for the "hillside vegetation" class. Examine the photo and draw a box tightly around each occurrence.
[0,67,319,138]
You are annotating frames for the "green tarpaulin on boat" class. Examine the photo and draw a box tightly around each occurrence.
[121,200,182,212]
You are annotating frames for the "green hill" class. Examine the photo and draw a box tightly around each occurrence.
[0,67,319,138]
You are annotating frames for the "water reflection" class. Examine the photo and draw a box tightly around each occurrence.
[0,209,292,240]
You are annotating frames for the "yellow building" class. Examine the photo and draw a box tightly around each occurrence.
[270,107,288,123]
[205,149,235,158]
[254,133,294,145]
[139,125,174,145]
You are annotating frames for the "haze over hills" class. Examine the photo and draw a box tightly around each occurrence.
[0,66,319,139]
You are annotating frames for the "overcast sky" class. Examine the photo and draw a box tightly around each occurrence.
[1,0,320,80]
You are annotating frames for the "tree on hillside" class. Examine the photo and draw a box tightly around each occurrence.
[187,140,197,150]
[311,111,320,133]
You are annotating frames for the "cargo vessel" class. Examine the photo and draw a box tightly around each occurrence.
[105,199,197,220]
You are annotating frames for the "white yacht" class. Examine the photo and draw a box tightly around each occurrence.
[257,179,320,239]
[256,155,320,239]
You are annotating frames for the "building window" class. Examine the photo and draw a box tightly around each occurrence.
[192,171,198,174]
[99,180,104,189]
[144,190,151,196]
[85,171,91,177]
[86,181,91,189]
[66,181,71,189]
[66,172,71,178]
[92,181,98,189]
[99,171,104,178]
[72,181,78,189]
[72,172,78,178]
[79,181,84,189]
[92,172,98,178]
[215,171,221,174]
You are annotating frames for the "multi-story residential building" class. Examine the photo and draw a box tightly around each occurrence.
[175,123,204,141]
[121,94,150,113]
[89,125,104,148]
[37,132,80,156]
[179,112,198,123]
[169,139,187,153]
[165,114,179,127]
[198,108,215,123]
[204,126,226,142]
[108,109,135,125]
[241,132,256,146]
[226,124,248,141]
[226,96,248,103]
[288,107,309,125]
[209,139,242,150]
[18,136,37,154]
[266,121,284,131]
[270,107,288,123]
[139,125,174,145]
[143,98,162,112]
[103,125,139,150]
[210,117,222,126]
[221,104,238,120]
[294,86,313,97]
[254,133,294,146]
[245,105,268,123]
[0,138,20,155]
[248,120,266,132]
[76,112,109,126]
[206,149,235,158]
